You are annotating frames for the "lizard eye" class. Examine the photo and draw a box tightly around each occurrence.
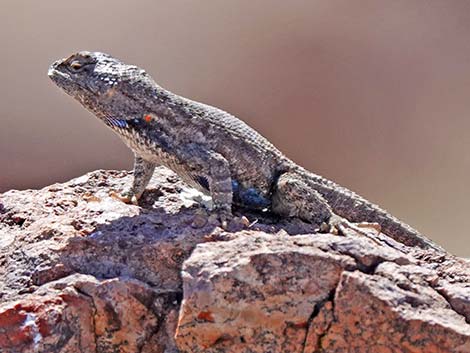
[69,60,83,71]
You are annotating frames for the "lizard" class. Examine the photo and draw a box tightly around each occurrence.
[48,51,443,252]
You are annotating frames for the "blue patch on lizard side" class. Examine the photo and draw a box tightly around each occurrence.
[232,180,270,209]
[105,118,129,128]
[231,180,240,193]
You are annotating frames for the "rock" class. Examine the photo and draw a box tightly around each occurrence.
[0,168,208,353]
[175,234,470,353]
[1,168,470,352]
[0,274,178,353]
[176,233,355,353]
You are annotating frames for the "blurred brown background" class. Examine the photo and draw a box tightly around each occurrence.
[1,0,469,255]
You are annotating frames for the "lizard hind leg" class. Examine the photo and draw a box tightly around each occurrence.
[271,172,333,225]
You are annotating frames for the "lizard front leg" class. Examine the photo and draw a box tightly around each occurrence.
[114,154,156,204]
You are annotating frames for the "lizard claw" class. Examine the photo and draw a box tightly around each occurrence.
[327,215,383,245]
[208,212,229,228]
[209,212,250,232]
[319,221,339,235]
[355,222,381,233]
[109,190,139,205]
[228,215,251,231]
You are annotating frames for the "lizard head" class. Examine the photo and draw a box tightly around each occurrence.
[48,51,155,122]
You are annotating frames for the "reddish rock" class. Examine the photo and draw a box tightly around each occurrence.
[1,169,470,352]
[0,169,207,353]
[176,233,355,353]
[176,234,470,352]
[317,268,470,352]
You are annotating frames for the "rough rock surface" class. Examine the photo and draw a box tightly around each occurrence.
[1,168,470,353]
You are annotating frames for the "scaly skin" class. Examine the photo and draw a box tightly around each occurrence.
[48,51,443,251]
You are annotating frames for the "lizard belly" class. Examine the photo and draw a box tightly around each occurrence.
[117,126,194,180]
[231,179,271,210]
[114,125,273,209]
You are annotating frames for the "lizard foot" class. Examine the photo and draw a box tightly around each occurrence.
[109,190,139,205]
[355,222,381,233]
[208,212,250,232]
[328,215,382,245]
[227,215,251,231]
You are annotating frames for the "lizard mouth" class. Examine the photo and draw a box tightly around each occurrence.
[48,60,72,86]
[48,66,68,84]
[48,61,90,95]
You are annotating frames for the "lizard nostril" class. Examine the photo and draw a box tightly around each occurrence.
[48,61,61,77]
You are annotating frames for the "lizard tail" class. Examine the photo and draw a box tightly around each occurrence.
[292,166,444,252]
